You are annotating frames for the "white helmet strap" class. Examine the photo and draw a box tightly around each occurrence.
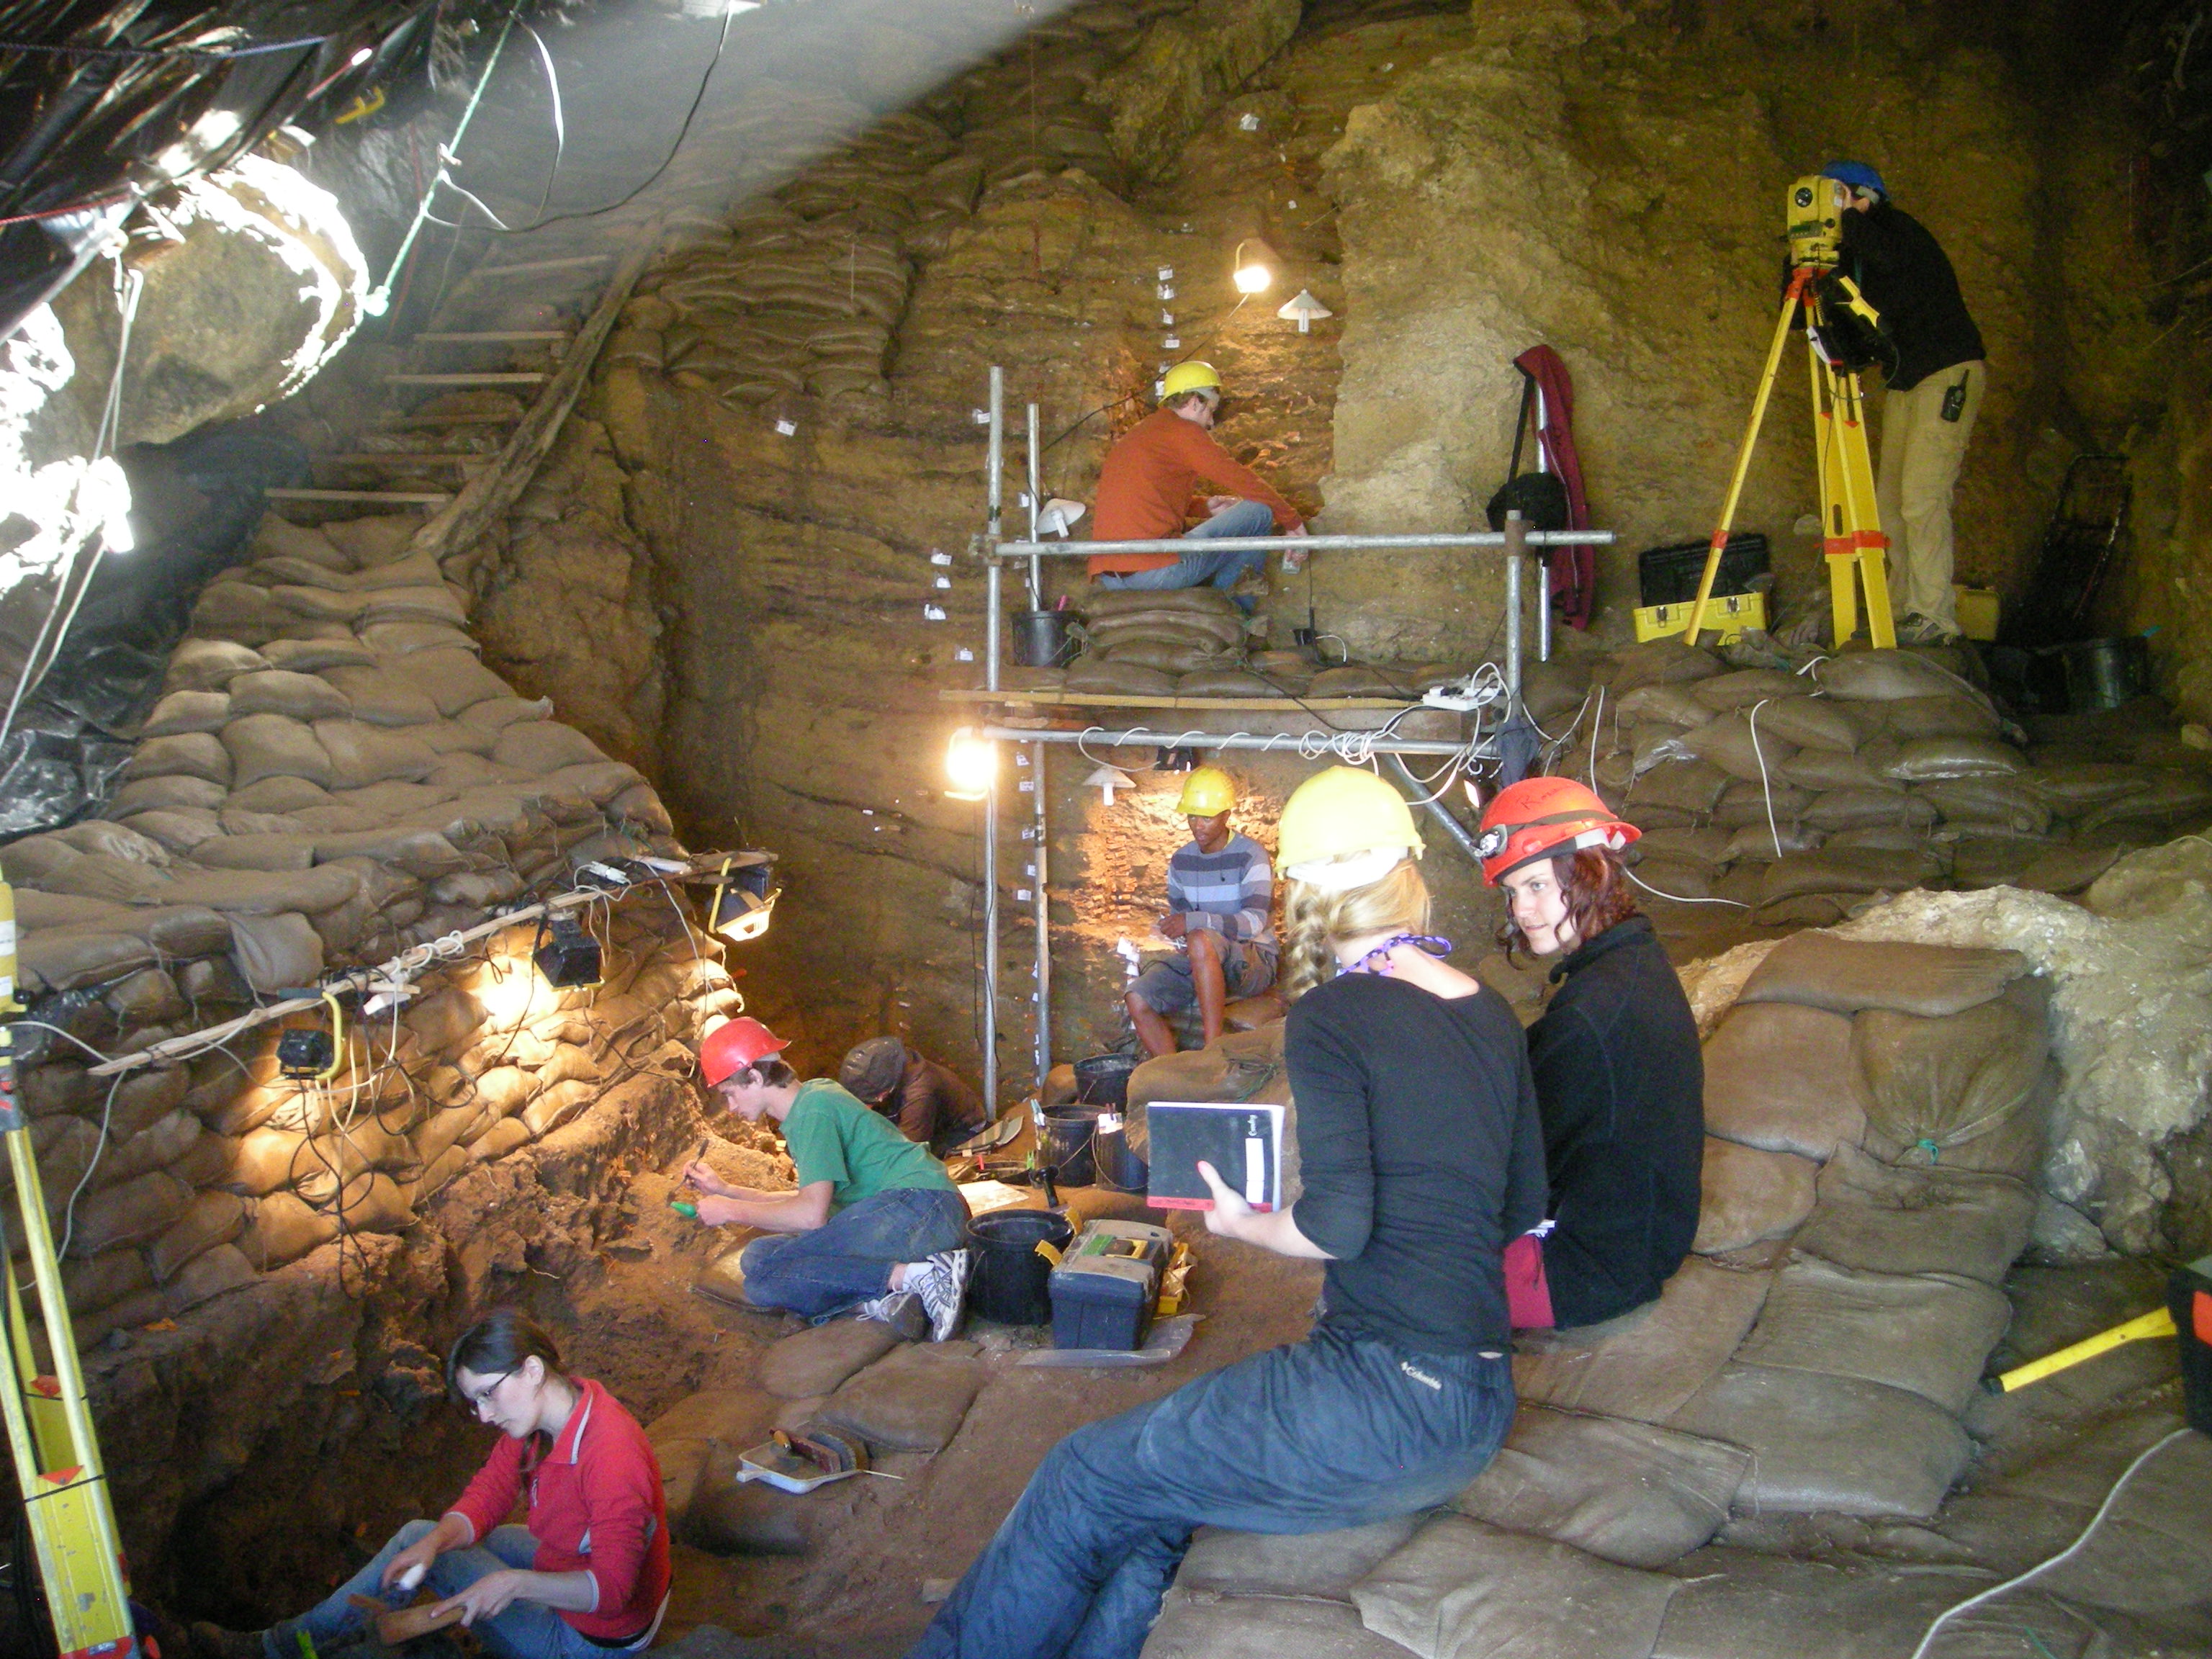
[1285,846,1415,893]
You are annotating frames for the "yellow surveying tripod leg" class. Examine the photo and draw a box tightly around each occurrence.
[1815,360,1896,649]
[0,884,140,1659]
[1686,287,1802,647]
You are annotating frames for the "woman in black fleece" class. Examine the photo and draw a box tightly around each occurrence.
[1476,776,1704,1330]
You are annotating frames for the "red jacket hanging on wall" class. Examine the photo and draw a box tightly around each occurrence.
[1514,344,1594,631]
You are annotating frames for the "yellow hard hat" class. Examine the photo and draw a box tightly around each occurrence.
[1277,766,1424,891]
[1161,361,1222,400]
[1175,765,1236,816]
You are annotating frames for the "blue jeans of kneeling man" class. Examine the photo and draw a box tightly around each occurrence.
[1093,499,1277,592]
[907,1322,1515,1659]
[265,1519,647,1659]
[739,1184,971,1320]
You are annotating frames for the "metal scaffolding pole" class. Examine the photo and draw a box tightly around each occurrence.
[975,724,1476,756]
[1031,740,1050,1092]
[1025,402,1042,610]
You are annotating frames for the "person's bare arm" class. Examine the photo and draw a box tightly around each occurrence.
[693,1179,833,1233]
[1196,1161,1333,1259]
[436,1568,598,1626]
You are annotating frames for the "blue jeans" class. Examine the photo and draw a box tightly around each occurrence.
[1094,500,1276,591]
[908,1323,1514,1659]
[265,1519,644,1659]
[739,1185,971,1319]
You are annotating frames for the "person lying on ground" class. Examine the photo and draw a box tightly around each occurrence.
[192,1310,669,1659]
[683,1016,974,1341]
[1479,776,1704,1331]
[838,1035,989,1158]
[1125,764,1277,1058]
[909,766,1543,1659]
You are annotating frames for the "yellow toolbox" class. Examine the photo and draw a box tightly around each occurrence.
[1632,590,1766,645]
[1954,585,2000,642]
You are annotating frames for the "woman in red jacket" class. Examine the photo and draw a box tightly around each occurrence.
[194,1311,670,1659]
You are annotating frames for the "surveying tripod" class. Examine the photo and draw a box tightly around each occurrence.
[0,881,142,1659]
[1684,175,1897,651]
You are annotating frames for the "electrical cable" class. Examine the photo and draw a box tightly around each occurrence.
[55,1072,126,1262]
[1624,866,1750,908]
[1905,1429,2194,1659]
[1747,696,1784,859]
[521,23,565,227]
[0,34,328,61]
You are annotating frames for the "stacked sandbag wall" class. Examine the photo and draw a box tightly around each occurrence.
[0,508,743,1345]
[1151,937,2061,1659]
[1524,641,2212,925]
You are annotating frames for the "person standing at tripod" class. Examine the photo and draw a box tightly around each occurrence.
[1824,161,1986,647]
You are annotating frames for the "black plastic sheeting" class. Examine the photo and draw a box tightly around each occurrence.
[0,1,438,341]
[0,421,307,840]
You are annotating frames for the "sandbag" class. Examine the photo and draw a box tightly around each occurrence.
[2020,762,2154,811]
[1455,1406,1749,1569]
[1693,1137,1817,1254]
[260,636,375,673]
[227,670,352,722]
[1063,658,1179,697]
[1853,984,2051,1176]
[109,774,230,817]
[521,1080,596,1138]
[1668,714,1795,783]
[1738,932,2026,1018]
[1914,776,2052,835]
[1749,696,1861,754]
[1691,668,1804,712]
[1176,668,1285,698]
[1174,1519,1419,1599]
[166,637,270,691]
[147,1190,248,1282]
[1628,760,1730,816]
[1791,1143,2034,1284]
[127,732,233,786]
[141,689,233,737]
[222,714,334,790]
[1881,693,2002,742]
[196,833,319,873]
[1633,827,1735,871]
[1802,784,1937,830]
[18,929,160,995]
[313,719,439,787]
[469,1118,532,1162]
[1650,1547,2005,1659]
[1719,822,1822,864]
[163,1241,256,1313]
[1143,1592,1423,1658]
[818,1341,984,1452]
[757,1316,903,1397]
[228,912,325,993]
[1520,658,1591,725]
[99,1108,200,1187]
[1350,1515,1679,1659]
[2018,842,2123,896]
[1810,649,1973,702]
[319,665,441,726]
[315,1169,415,1232]
[59,1248,152,1317]
[1081,585,1244,621]
[1607,639,1722,696]
[65,1171,192,1257]
[236,1191,341,1268]
[1878,735,2023,783]
[1734,1254,2011,1413]
[1667,1362,1970,1517]
[1756,848,1935,905]
[1308,665,1412,699]
[493,722,611,774]
[1701,1001,1869,1161]
[2078,770,2212,835]
[645,1388,782,1526]
[1513,1258,1773,1424]
[1614,683,1714,728]
[1776,748,1897,794]
[1100,638,1231,675]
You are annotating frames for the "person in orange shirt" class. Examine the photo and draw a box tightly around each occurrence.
[1088,361,1308,595]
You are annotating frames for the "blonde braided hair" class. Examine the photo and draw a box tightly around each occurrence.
[1280,858,1433,1001]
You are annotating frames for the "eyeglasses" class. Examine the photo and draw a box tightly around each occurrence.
[461,1370,514,1418]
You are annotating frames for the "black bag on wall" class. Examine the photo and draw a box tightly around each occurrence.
[1485,374,1571,531]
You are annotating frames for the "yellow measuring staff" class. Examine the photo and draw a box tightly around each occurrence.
[1987,1307,2177,1395]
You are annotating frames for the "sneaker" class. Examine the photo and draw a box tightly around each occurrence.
[906,1249,974,1341]
[1894,612,1958,647]
[857,1290,929,1343]
[191,1624,269,1659]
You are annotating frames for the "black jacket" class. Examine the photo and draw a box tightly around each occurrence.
[1838,200,1985,392]
[1525,916,1704,1327]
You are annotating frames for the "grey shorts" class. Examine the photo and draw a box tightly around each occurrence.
[1129,938,1276,1014]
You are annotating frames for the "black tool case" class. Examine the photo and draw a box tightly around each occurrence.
[1049,1220,1173,1351]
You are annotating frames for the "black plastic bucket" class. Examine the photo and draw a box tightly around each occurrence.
[966,1208,1076,1326]
[1012,610,1076,668]
[1073,1052,1138,1109]
[1093,1121,1148,1193]
[2058,637,2149,714]
[1038,1108,1100,1186]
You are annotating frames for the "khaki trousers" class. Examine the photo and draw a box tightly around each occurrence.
[1875,359,1985,634]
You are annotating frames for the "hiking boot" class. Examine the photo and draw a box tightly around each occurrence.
[191,1624,268,1659]
[858,1290,930,1343]
[905,1249,974,1341]
[1894,612,1958,647]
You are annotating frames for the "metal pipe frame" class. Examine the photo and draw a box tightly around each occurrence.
[1025,403,1042,610]
[991,529,1613,557]
[976,725,1476,757]
[1030,740,1050,1092]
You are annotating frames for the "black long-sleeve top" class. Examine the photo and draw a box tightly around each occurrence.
[1526,916,1705,1328]
[1285,973,1547,1356]
[1838,199,1986,392]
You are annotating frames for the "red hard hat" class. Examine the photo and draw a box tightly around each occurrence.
[1474,776,1639,886]
[699,1017,790,1086]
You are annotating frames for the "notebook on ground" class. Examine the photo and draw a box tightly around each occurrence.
[1144,1100,1284,1212]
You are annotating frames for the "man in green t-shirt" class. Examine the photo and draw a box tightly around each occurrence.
[683,1017,974,1340]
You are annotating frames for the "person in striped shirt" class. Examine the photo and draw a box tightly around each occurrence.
[1125,765,1277,1057]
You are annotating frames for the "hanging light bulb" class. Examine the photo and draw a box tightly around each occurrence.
[1231,238,1279,295]
[534,914,603,988]
[945,727,997,801]
[709,858,779,943]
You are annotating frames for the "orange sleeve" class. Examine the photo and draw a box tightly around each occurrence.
[1169,423,1301,532]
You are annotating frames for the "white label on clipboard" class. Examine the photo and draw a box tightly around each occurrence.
[1244,1136,1266,1205]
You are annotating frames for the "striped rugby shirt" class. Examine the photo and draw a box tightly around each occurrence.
[1166,832,1277,959]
